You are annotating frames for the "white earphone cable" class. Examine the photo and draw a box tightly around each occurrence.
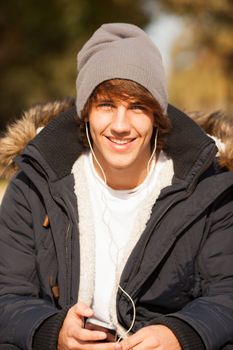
[85,122,157,340]
[147,128,158,175]
[85,122,107,184]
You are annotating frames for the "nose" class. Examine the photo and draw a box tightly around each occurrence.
[110,106,130,135]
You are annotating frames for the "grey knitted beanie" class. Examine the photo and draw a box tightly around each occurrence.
[76,23,167,117]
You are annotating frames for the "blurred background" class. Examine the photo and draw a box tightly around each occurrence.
[0,0,233,198]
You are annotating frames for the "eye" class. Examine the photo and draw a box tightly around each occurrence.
[99,102,113,107]
[130,104,147,112]
[97,101,115,110]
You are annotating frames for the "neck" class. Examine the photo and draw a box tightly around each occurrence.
[92,158,151,190]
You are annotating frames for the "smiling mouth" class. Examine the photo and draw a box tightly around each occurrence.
[107,137,135,145]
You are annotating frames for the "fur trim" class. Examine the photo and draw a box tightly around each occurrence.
[72,154,95,307]
[187,110,233,171]
[218,145,233,171]
[0,98,75,179]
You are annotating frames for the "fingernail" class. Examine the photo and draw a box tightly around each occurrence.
[98,333,107,340]
[114,343,122,350]
[85,307,93,315]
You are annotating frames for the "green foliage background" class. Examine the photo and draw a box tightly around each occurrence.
[0,0,149,130]
[157,0,233,113]
[0,0,232,131]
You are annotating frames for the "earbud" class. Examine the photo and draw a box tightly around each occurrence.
[85,121,107,183]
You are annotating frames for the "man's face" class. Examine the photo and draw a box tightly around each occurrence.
[88,95,154,183]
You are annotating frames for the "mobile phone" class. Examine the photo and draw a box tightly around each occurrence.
[85,317,117,342]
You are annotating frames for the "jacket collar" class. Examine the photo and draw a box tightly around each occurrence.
[23,104,217,184]
[28,106,86,179]
[165,104,217,181]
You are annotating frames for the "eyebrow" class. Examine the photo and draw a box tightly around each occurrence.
[94,97,146,107]
[128,100,146,106]
[94,97,113,103]
[97,98,112,101]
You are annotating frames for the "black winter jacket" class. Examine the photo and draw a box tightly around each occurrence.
[0,104,233,350]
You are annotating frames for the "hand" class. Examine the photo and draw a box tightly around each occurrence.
[115,325,181,350]
[57,301,115,349]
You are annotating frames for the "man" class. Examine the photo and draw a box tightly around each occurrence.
[0,23,233,350]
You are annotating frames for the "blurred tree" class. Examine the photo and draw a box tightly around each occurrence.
[154,0,233,113]
[0,0,149,130]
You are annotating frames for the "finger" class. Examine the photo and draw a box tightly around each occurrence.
[118,335,141,350]
[114,342,122,350]
[117,339,133,350]
[75,341,116,349]
[75,327,108,342]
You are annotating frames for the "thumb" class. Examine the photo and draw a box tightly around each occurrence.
[75,301,94,318]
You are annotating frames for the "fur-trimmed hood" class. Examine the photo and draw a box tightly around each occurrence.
[0,98,231,180]
[0,98,75,179]
[187,110,233,172]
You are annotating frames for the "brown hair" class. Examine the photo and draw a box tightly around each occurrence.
[188,110,233,171]
[79,79,171,152]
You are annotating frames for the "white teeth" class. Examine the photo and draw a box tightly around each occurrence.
[109,138,131,144]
